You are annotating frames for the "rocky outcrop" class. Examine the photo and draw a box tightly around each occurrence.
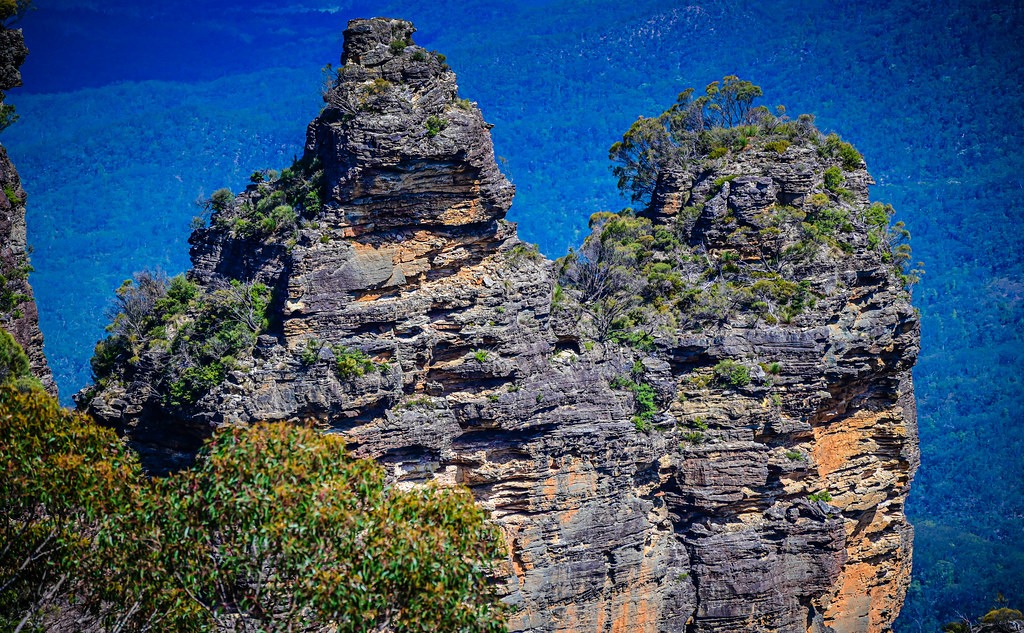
[79,18,919,632]
[0,25,55,395]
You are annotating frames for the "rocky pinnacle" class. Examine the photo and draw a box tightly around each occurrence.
[80,18,919,632]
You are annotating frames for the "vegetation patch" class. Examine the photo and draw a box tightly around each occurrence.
[88,271,272,408]
[713,359,751,388]
[0,387,507,631]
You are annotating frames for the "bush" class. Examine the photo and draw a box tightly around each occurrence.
[820,133,863,170]
[332,345,376,379]
[807,490,833,502]
[0,253,31,317]
[823,166,844,191]
[713,359,750,387]
[764,139,790,154]
[981,608,1024,624]
[363,78,392,96]
[611,374,658,431]
[0,385,141,631]
[0,387,507,632]
[166,362,226,407]
[389,38,408,54]
[0,328,40,391]
[208,187,234,212]
[0,102,17,133]
[609,76,771,202]
[425,115,448,138]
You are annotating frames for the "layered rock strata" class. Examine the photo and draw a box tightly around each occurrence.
[0,25,55,394]
[80,18,919,633]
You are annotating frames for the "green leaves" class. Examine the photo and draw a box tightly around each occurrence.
[1,390,507,632]
[134,422,506,632]
[609,75,768,203]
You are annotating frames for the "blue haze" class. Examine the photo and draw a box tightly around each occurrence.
[4,1,1022,629]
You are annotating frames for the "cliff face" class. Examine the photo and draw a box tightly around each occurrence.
[0,25,55,395]
[79,18,919,633]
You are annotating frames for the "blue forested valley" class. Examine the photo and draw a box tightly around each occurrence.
[4,1,1022,630]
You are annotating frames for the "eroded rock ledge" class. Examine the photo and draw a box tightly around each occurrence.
[79,18,919,633]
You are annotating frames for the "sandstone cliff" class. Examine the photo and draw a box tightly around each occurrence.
[0,24,56,395]
[79,18,919,633]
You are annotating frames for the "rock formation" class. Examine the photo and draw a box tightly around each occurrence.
[0,24,56,395]
[79,18,919,632]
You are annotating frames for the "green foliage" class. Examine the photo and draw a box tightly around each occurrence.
[363,78,392,95]
[208,187,234,212]
[89,272,271,406]
[784,449,805,461]
[609,116,676,202]
[505,242,542,264]
[390,38,408,54]
[0,252,31,318]
[166,362,226,407]
[807,490,833,502]
[0,327,40,391]
[981,608,1024,623]
[0,102,18,133]
[611,371,658,431]
[0,388,507,631]
[0,0,31,25]
[679,432,705,445]
[607,327,655,351]
[689,415,709,431]
[701,75,764,127]
[823,166,844,191]
[154,273,197,318]
[819,133,863,169]
[713,359,750,387]
[712,173,738,189]
[299,337,323,365]
[214,157,323,241]
[0,386,141,631]
[608,76,809,203]
[473,349,489,363]
[425,115,448,138]
[331,345,376,379]
[396,396,435,410]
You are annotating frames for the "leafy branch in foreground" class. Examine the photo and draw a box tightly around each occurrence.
[1,386,507,632]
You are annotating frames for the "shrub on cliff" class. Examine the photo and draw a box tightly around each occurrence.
[0,0,31,25]
[0,251,31,319]
[0,327,40,390]
[89,271,272,407]
[0,387,507,632]
[609,75,765,203]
